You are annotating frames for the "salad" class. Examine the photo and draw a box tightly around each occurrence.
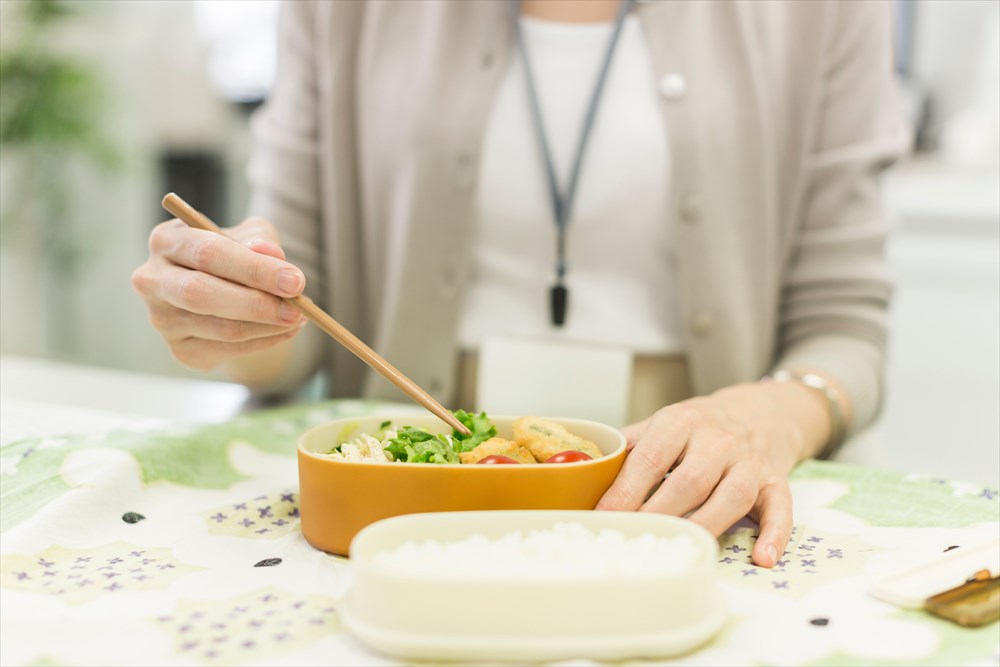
[323,412,603,465]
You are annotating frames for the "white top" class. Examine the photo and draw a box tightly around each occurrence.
[458,14,683,355]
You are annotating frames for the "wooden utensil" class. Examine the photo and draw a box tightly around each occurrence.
[161,192,470,436]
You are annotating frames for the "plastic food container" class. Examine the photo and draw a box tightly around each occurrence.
[297,415,627,555]
[340,510,727,662]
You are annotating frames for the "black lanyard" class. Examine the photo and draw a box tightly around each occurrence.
[510,0,635,326]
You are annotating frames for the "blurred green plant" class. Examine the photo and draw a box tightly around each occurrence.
[0,0,118,273]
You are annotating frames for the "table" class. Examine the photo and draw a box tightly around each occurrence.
[1,363,998,665]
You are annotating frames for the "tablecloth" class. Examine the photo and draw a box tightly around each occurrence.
[1,400,998,666]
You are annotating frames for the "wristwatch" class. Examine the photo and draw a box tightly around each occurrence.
[765,370,847,458]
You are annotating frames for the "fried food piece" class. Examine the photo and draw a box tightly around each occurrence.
[512,417,603,463]
[459,437,537,465]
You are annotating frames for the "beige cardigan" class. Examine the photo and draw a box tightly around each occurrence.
[247,0,909,433]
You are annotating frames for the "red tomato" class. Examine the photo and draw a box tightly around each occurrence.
[544,450,593,464]
[476,455,520,465]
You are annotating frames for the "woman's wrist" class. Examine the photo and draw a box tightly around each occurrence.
[767,370,849,458]
[757,380,832,461]
[708,381,831,468]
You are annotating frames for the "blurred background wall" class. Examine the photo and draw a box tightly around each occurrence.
[1,0,998,478]
[1,0,274,377]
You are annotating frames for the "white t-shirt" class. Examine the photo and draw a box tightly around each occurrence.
[458,14,683,355]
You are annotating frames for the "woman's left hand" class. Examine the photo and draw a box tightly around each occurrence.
[596,380,834,567]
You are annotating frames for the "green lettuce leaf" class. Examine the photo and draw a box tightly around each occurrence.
[385,426,458,464]
[451,410,497,452]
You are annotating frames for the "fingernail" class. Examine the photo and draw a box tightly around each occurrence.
[766,545,778,565]
[279,303,299,323]
[277,269,303,295]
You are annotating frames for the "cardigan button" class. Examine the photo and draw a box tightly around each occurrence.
[441,266,461,297]
[453,154,474,191]
[689,311,716,337]
[679,191,700,223]
[659,73,687,101]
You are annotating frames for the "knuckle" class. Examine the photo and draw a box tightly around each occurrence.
[247,257,268,288]
[177,274,209,310]
[171,341,215,372]
[147,308,172,332]
[218,318,250,342]
[764,476,791,500]
[130,266,151,295]
[190,238,221,269]
[715,432,743,453]
[728,475,758,510]
[629,446,668,478]
[667,404,701,429]
[149,219,181,254]
[249,292,279,322]
[168,340,194,365]
[148,223,168,253]
[672,467,711,498]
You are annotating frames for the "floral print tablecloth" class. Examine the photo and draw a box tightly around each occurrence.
[1,400,998,666]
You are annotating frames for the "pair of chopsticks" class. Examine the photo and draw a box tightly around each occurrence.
[161,193,470,435]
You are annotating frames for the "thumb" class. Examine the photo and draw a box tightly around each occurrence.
[228,217,285,260]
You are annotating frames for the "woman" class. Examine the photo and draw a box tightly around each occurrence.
[132,0,908,567]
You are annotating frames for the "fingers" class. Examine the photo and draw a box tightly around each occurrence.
[683,465,757,535]
[157,226,304,298]
[151,306,305,343]
[134,216,312,373]
[246,238,286,260]
[596,406,695,511]
[748,480,793,568]
[170,328,303,372]
[639,451,725,517]
[158,270,303,326]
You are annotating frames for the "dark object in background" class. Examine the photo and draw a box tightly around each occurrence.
[159,151,226,228]
[925,571,1000,628]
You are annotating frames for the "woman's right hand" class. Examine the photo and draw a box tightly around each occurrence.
[131,217,308,374]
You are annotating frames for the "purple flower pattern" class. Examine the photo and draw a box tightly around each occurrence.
[717,525,870,598]
[201,489,300,539]
[2,543,197,605]
[157,587,340,664]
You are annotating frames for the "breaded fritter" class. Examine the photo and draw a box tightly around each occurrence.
[512,416,603,463]
[459,437,537,464]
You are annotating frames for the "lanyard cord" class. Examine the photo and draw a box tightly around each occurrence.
[510,0,635,325]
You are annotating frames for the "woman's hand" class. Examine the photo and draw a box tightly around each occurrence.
[131,217,307,383]
[596,381,836,567]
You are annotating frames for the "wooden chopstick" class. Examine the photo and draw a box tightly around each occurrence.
[161,193,471,436]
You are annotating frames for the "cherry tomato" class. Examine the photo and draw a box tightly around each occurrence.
[544,450,593,464]
[477,455,520,465]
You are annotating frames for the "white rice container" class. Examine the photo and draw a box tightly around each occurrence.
[341,510,727,662]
